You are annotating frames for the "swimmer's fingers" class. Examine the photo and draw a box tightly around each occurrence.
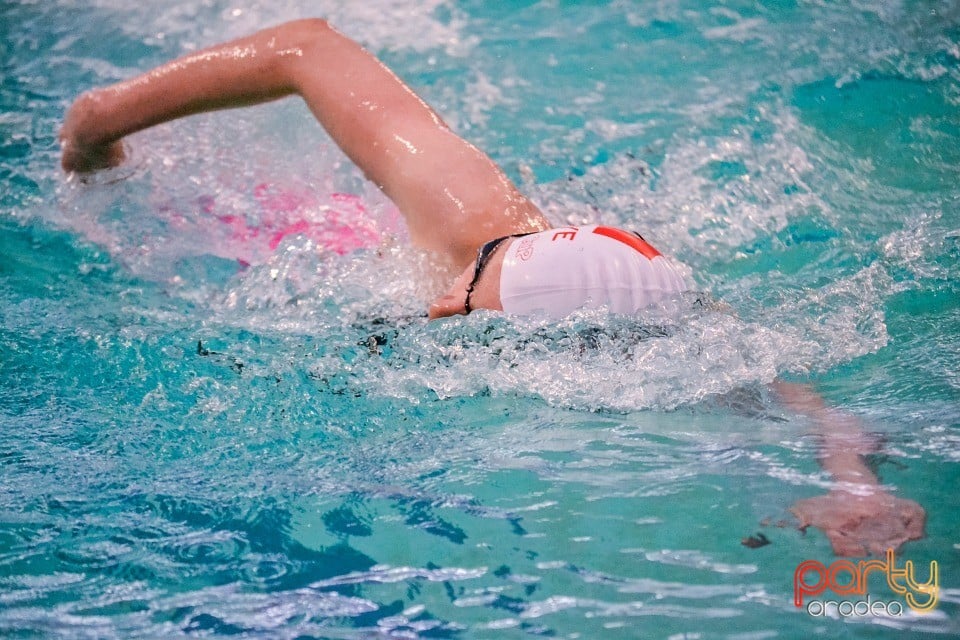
[853,495,926,556]
[60,91,128,172]
[827,530,869,558]
[904,498,927,539]
[60,137,127,173]
[792,492,926,557]
[888,496,927,548]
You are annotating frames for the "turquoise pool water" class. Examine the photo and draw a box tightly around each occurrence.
[2,0,958,637]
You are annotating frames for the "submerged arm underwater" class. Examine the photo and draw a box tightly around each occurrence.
[773,381,925,556]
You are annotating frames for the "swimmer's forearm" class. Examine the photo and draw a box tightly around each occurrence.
[61,19,443,185]
[772,381,880,488]
[61,18,446,160]
[61,22,309,159]
[815,417,880,488]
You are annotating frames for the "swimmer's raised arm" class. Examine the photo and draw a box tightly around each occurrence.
[60,18,547,265]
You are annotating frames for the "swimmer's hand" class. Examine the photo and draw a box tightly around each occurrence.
[60,136,126,173]
[791,490,925,557]
[772,381,926,556]
[60,91,127,172]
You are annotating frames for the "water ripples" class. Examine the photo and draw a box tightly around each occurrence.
[3,0,960,637]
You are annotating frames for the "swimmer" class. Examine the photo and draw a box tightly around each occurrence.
[58,19,686,321]
[60,19,924,556]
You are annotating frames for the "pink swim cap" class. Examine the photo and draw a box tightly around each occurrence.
[499,225,687,317]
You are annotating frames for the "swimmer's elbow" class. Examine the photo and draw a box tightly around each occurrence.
[280,17,333,41]
[274,18,335,58]
[269,18,336,86]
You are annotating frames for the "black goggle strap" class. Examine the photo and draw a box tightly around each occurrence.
[463,233,532,314]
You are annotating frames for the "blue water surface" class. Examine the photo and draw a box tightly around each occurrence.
[1,1,959,638]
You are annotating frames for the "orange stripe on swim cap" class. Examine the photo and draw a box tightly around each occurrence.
[592,226,662,260]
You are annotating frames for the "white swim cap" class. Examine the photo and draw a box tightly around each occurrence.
[499,225,687,317]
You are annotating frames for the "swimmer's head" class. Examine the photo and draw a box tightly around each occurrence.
[428,224,687,320]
